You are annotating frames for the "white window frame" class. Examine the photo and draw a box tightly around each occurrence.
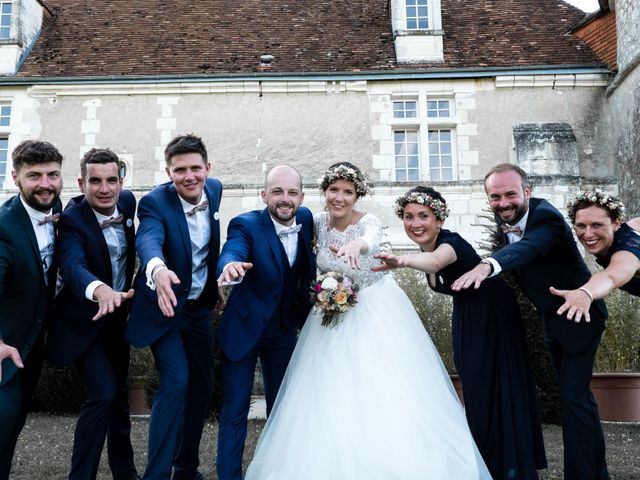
[0,1,11,40]
[405,0,430,30]
[390,93,458,182]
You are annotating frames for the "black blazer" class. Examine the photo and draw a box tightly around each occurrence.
[0,195,61,386]
[491,197,607,354]
[47,191,136,366]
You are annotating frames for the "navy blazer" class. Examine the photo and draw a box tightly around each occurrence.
[0,195,61,386]
[491,197,607,354]
[216,207,316,361]
[126,177,222,347]
[47,191,137,366]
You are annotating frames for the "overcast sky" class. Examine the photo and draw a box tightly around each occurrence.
[563,0,600,12]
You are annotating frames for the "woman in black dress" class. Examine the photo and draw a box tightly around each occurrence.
[374,186,546,480]
[551,189,640,322]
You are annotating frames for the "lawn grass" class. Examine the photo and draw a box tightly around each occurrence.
[11,414,640,479]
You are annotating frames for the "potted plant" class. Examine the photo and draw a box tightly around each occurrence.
[591,289,640,421]
[128,346,154,415]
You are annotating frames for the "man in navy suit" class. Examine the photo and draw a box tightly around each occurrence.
[126,134,222,480]
[47,148,138,480]
[452,163,609,480]
[215,165,316,480]
[0,140,63,480]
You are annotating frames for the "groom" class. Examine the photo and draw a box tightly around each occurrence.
[452,163,609,480]
[215,164,316,480]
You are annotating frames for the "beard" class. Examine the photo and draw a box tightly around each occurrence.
[269,201,298,222]
[19,184,61,212]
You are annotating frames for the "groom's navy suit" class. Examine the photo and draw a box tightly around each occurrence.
[216,207,316,480]
[126,178,222,480]
[489,197,608,480]
[46,191,137,480]
[0,195,61,480]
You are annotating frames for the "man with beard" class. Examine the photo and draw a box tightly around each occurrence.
[215,165,316,480]
[0,140,64,480]
[452,163,609,480]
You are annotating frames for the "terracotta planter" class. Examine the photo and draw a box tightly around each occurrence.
[128,379,151,416]
[591,372,640,422]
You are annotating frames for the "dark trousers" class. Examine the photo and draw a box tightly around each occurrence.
[144,303,214,480]
[69,334,136,480]
[545,332,609,480]
[0,333,44,480]
[216,321,297,480]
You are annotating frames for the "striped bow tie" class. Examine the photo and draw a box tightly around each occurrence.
[186,200,209,216]
[101,214,124,229]
[500,224,523,236]
[38,213,60,225]
[278,224,302,237]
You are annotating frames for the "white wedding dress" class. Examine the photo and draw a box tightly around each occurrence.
[246,212,490,480]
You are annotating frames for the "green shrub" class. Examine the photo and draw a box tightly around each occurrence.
[32,363,86,414]
[595,289,640,372]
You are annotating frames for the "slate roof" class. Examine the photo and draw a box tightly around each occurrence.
[17,0,602,78]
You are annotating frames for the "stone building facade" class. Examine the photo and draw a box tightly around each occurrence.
[0,0,628,250]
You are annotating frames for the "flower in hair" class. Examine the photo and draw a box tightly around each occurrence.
[317,165,371,197]
[394,191,449,221]
[566,188,625,223]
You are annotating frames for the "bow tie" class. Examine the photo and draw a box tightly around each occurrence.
[278,224,302,238]
[101,214,124,229]
[500,224,523,236]
[38,213,60,226]
[186,200,208,217]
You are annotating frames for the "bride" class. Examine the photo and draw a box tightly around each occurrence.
[246,163,490,479]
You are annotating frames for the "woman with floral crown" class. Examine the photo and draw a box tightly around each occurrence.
[551,189,640,322]
[374,186,546,480]
[246,164,491,479]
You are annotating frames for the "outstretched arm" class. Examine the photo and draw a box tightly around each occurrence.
[551,250,640,323]
[372,243,457,274]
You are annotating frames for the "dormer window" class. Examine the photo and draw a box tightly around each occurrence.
[391,0,443,63]
[406,0,429,30]
[0,1,11,39]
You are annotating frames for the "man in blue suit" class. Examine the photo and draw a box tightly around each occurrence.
[0,140,64,480]
[47,148,138,480]
[126,134,222,480]
[215,165,316,480]
[453,163,609,480]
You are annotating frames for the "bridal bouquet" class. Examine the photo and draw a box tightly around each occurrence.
[310,271,359,327]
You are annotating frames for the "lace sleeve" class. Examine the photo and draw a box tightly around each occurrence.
[358,213,384,253]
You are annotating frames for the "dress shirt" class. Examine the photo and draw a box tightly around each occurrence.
[484,210,529,278]
[272,218,299,267]
[145,194,210,300]
[85,207,128,301]
[20,195,55,285]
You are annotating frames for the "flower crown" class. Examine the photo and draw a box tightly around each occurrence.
[394,191,450,221]
[566,188,625,223]
[317,165,371,197]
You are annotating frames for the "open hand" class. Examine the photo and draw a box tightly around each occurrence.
[92,285,135,321]
[217,262,253,287]
[550,286,592,323]
[154,268,181,317]
[0,342,23,382]
[372,252,401,272]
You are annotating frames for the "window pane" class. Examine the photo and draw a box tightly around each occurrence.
[440,142,451,154]
[0,27,9,39]
[406,18,416,29]
[428,131,439,142]
[1,3,11,14]
[395,157,406,169]
[397,170,407,182]
[408,143,419,155]
[430,169,441,181]
[427,101,437,110]
[396,143,406,155]
[408,156,419,168]
[440,168,453,181]
[440,130,451,141]
[441,155,452,167]
[408,169,420,181]
[406,131,418,142]
[394,131,406,142]
[1,16,9,27]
